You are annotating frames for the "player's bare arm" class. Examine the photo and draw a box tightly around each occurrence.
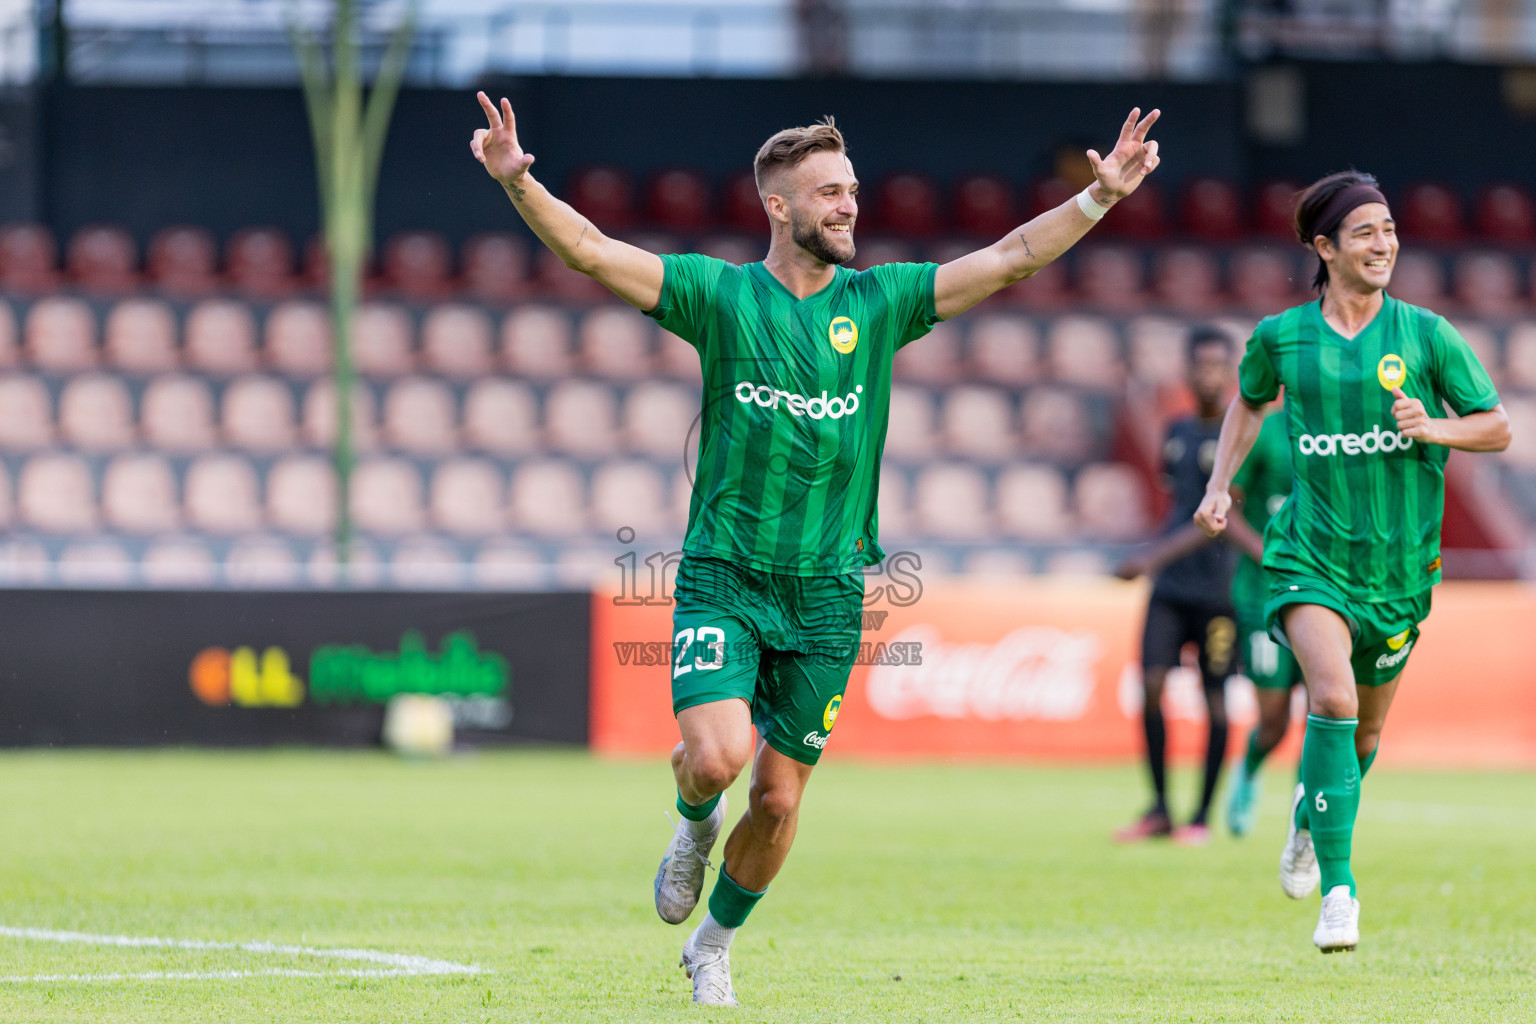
[1220,488,1266,562]
[1390,389,1511,452]
[1114,522,1212,580]
[934,107,1160,319]
[1193,398,1267,537]
[471,91,664,310]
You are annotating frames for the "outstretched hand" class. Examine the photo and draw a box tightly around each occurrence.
[1088,108,1161,202]
[471,91,535,187]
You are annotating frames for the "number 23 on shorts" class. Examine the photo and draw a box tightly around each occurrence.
[673,626,727,679]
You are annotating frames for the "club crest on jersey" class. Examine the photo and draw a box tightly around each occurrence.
[1377,354,1408,391]
[828,316,859,354]
[823,693,843,731]
[1385,629,1410,651]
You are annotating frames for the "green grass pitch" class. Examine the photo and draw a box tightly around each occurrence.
[0,750,1532,1022]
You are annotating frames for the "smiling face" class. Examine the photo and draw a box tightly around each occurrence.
[767,149,858,266]
[1317,202,1397,294]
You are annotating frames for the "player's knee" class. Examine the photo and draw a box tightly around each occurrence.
[752,782,802,827]
[1309,689,1357,719]
[686,747,746,794]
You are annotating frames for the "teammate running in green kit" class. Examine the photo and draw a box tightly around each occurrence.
[1195,171,1509,953]
[472,93,1162,1003]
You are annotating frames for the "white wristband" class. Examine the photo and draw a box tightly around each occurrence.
[1076,187,1111,221]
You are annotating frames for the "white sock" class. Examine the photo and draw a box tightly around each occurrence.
[691,912,736,955]
[683,809,718,835]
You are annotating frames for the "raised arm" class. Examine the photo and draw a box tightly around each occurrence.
[1193,397,1268,538]
[933,108,1160,320]
[471,92,664,311]
[1390,389,1511,453]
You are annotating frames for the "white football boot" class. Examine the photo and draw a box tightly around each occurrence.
[1313,885,1360,953]
[681,928,739,1007]
[1279,782,1321,899]
[654,795,727,925]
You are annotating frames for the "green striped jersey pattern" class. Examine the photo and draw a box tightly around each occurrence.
[1238,296,1500,602]
[1230,410,1293,615]
[646,254,940,577]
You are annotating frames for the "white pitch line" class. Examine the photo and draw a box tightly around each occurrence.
[0,926,481,984]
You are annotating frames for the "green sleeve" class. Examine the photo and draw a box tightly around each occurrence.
[869,262,941,349]
[643,253,728,350]
[1238,323,1280,406]
[1429,317,1500,416]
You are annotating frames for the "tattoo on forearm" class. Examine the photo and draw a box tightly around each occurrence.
[1018,233,1036,260]
[576,222,589,248]
[506,181,527,202]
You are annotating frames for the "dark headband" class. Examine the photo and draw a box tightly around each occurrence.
[1310,183,1389,242]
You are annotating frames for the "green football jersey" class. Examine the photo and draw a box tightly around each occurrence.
[1229,410,1293,616]
[1238,296,1499,601]
[646,254,940,576]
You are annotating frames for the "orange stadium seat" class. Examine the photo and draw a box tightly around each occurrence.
[266,454,337,536]
[101,453,179,534]
[1074,462,1149,540]
[1102,180,1166,239]
[25,296,97,371]
[1076,247,1145,312]
[429,458,505,537]
[966,314,1039,385]
[1254,181,1302,239]
[951,174,1017,238]
[224,537,302,587]
[1400,183,1464,244]
[914,463,991,540]
[57,540,134,586]
[1047,315,1124,390]
[58,374,135,451]
[462,378,538,455]
[18,453,97,533]
[508,459,587,537]
[1388,251,1448,308]
[892,319,960,383]
[621,381,697,459]
[0,299,17,368]
[580,306,653,378]
[184,299,259,376]
[1179,177,1246,240]
[1152,247,1222,313]
[1474,184,1535,245]
[421,304,494,378]
[185,454,263,534]
[996,463,1072,540]
[1126,316,1187,387]
[382,377,458,454]
[148,226,220,295]
[461,232,530,303]
[352,303,415,377]
[883,385,937,461]
[940,385,1017,462]
[383,231,454,300]
[722,170,769,233]
[141,375,217,451]
[545,379,619,457]
[66,225,139,292]
[647,169,713,231]
[141,539,218,587]
[104,298,179,373]
[1229,246,1299,311]
[390,537,467,589]
[875,173,942,237]
[591,460,669,536]
[225,227,298,297]
[350,457,426,536]
[1021,387,1095,463]
[300,379,378,451]
[1453,252,1523,319]
[567,166,637,229]
[501,305,575,378]
[265,300,332,377]
[0,374,53,449]
[0,223,59,291]
[223,375,297,451]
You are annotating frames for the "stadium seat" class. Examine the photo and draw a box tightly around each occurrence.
[568,166,636,228]
[429,458,505,537]
[913,463,991,540]
[1229,246,1299,311]
[1453,252,1523,319]
[222,375,298,451]
[382,231,454,299]
[225,227,298,297]
[1152,248,1222,313]
[0,374,53,449]
[0,538,50,584]
[18,453,97,533]
[421,304,494,378]
[184,299,259,376]
[875,173,943,237]
[996,463,1072,540]
[300,379,379,450]
[545,379,619,456]
[224,536,302,588]
[306,540,384,588]
[463,378,538,455]
[1388,251,1447,308]
[591,460,669,536]
[59,374,135,451]
[461,232,530,303]
[621,380,698,458]
[352,303,415,377]
[185,454,263,534]
[147,226,220,295]
[301,233,332,290]
[1047,315,1124,390]
[959,548,1035,577]
[1044,548,1111,576]
[0,299,15,368]
[141,538,219,587]
[502,305,575,378]
[66,225,139,291]
[1026,177,1077,218]
[883,385,937,461]
[101,453,179,534]
[1074,462,1149,540]
[1021,387,1095,463]
[141,374,216,451]
[1126,317,1187,388]
[0,460,9,526]
[1400,183,1464,243]
[1254,181,1302,239]
[0,223,59,291]
[940,385,1017,462]
[850,238,915,273]
[876,465,911,538]
[892,320,960,383]
[382,377,458,454]
[24,296,98,371]
[57,540,135,586]
[266,301,332,377]
[951,174,1017,238]
[267,454,337,536]
[647,169,713,231]
[580,306,653,378]
[1498,395,1536,468]
[104,298,179,374]
[1456,323,1501,381]
[998,257,1072,309]
[722,170,768,233]
[1179,177,1246,240]
[508,459,587,537]
[966,314,1039,385]
[472,542,547,589]
[1474,184,1536,245]
[351,457,427,536]
[1503,324,1536,392]
[390,537,468,589]
[1101,180,1166,239]
[657,328,702,382]
[1076,247,1145,312]
[698,235,760,265]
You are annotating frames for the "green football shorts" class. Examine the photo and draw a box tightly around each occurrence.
[1236,604,1301,691]
[1264,571,1432,688]
[671,556,863,766]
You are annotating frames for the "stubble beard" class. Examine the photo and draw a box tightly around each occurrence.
[791,212,855,266]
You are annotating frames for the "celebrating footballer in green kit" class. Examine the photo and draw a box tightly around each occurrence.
[1195,171,1510,954]
[472,94,1161,1003]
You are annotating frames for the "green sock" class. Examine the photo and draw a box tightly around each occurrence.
[676,791,720,822]
[1359,743,1379,778]
[1300,714,1360,897]
[1242,730,1267,777]
[707,868,767,929]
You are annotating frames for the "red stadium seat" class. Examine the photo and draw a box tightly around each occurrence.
[1453,251,1523,318]
[997,258,1071,309]
[1179,177,1246,240]
[1389,251,1448,308]
[66,225,139,292]
[952,174,1017,237]
[351,303,415,378]
[1230,246,1299,310]
[1027,177,1077,218]
[1254,181,1302,239]
[382,230,454,299]
[580,306,653,378]
[0,224,60,291]
[875,173,943,237]
[532,247,610,303]
[940,385,1017,462]
[1047,315,1125,390]
[1474,184,1536,245]
[647,169,713,231]
[226,227,298,297]
[0,300,17,369]
[1020,388,1094,463]
[461,232,529,302]
[148,226,220,295]
[567,166,636,229]
[422,304,494,378]
[1074,462,1149,540]
[722,170,768,233]
[1400,183,1464,244]
[1100,180,1167,239]
[967,314,1040,385]
[1076,246,1146,312]
[1152,247,1222,313]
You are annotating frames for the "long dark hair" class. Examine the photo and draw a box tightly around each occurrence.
[1293,170,1383,292]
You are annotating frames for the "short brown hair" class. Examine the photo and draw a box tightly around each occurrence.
[753,116,846,197]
